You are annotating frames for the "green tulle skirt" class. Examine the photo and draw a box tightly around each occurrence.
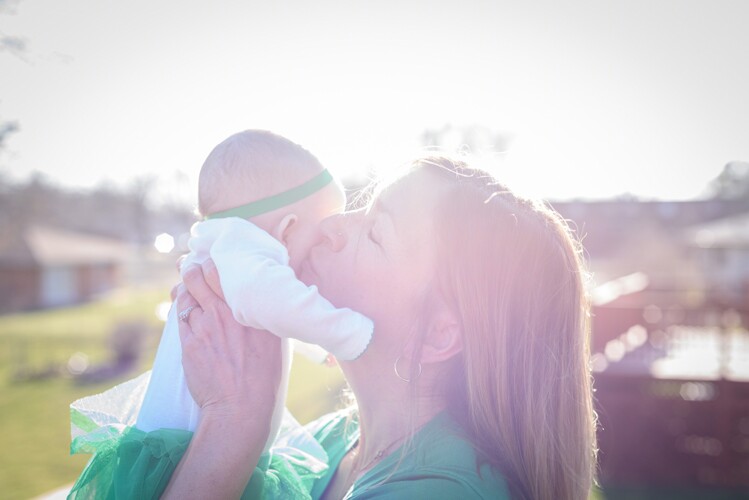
[67,372,328,499]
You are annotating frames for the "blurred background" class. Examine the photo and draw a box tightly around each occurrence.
[1,0,748,498]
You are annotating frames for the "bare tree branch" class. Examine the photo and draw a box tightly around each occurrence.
[0,120,19,150]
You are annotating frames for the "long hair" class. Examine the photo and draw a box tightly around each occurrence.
[414,156,597,500]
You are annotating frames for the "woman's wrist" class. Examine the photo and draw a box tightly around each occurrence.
[200,382,277,426]
[199,400,274,442]
[163,404,270,499]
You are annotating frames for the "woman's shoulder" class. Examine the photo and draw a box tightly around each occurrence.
[411,412,511,497]
[355,412,511,499]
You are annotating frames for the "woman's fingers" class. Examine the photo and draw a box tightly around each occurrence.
[176,284,202,339]
[182,264,221,312]
[201,259,226,302]
[170,282,181,301]
[175,254,187,272]
[176,283,198,313]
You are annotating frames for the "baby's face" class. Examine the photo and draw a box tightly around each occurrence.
[285,182,346,273]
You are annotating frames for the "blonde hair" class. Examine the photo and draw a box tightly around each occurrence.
[412,156,597,500]
[198,129,325,216]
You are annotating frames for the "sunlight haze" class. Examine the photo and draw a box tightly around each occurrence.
[1,0,747,205]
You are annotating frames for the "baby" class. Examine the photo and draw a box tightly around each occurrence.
[136,130,374,453]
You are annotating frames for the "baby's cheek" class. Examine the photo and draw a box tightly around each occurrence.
[285,229,316,272]
[286,246,306,274]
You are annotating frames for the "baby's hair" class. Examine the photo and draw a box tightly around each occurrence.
[198,130,325,217]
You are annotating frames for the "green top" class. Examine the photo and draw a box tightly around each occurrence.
[308,411,511,499]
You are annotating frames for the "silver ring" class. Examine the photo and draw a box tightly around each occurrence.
[178,306,195,322]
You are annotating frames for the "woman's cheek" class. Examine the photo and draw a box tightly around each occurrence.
[322,267,374,315]
[329,272,365,309]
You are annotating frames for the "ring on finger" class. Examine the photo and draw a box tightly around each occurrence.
[178,305,196,322]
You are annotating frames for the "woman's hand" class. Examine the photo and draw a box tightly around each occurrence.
[176,258,282,421]
[163,259,282,499]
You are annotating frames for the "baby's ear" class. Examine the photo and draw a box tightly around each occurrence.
[273,213,298,246]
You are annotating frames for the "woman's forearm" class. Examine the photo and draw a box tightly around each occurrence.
[162,408,271,499]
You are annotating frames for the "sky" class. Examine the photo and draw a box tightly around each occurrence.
[1,0,747,206]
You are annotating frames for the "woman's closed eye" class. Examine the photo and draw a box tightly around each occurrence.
[367,224,382,246]
[367,228,380,246]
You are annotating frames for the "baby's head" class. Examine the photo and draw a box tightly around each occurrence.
[198,130,346,272]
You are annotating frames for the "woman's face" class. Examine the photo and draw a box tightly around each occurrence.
[299,168,449,353]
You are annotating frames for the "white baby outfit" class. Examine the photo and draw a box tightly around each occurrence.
[136,218,373,452]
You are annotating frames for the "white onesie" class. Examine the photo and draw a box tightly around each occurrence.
[136,218,373,452]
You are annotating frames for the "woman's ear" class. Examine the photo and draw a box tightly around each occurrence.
[272,213,298,246]
[420,307,463,365]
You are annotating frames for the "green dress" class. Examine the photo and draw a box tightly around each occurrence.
[68,409,509,499]
[308,410,511,499]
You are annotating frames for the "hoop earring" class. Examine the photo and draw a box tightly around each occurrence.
[393,355,422,383]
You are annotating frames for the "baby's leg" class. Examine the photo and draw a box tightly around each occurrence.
[263,338,292,452]
[136,304,201,432]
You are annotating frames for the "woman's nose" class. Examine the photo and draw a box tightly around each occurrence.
[319,214,348,252]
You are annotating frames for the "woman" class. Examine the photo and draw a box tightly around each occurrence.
[165,156,597,500]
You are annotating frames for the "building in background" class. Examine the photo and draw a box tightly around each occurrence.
[0,226,132,313]
[554,199,749,493]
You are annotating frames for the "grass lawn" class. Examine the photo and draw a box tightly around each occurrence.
[0,288,345,500]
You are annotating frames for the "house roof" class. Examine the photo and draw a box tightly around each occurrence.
[0,225,132,266]
[550,199,749,258]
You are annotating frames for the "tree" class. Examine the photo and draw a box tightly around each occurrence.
[128,175,156,244]
[420,123,512,154]
[706,161,749,200]
[0,109,19,183]
[1,0,28,60]
[0,119,17,150]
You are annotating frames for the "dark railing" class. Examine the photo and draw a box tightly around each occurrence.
[593,304,749,495]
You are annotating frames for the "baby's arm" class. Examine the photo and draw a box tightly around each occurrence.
[190,218,373,361]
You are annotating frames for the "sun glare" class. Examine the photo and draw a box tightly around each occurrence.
[153,233,175,254]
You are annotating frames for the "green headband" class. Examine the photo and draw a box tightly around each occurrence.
[205,169,334,220]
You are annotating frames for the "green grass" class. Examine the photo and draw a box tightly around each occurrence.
[0,288,345,500]
[0,288,167,340]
